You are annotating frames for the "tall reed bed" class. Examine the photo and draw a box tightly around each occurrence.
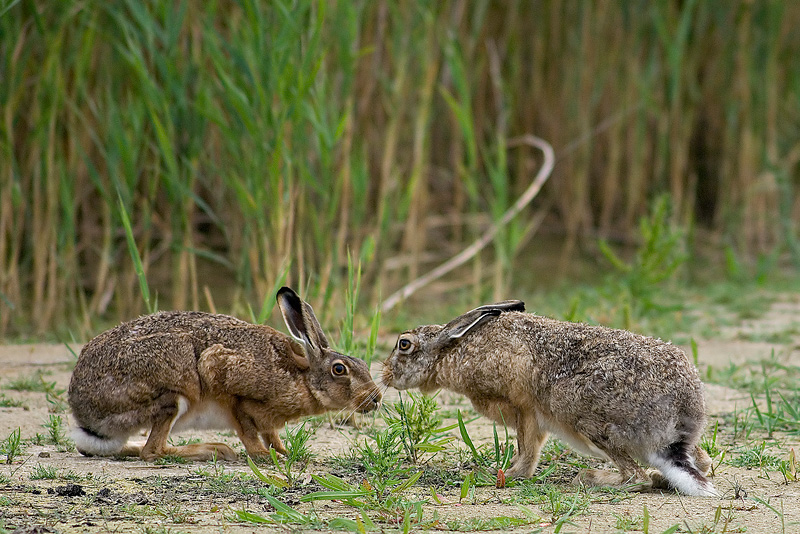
[1,1,799,338]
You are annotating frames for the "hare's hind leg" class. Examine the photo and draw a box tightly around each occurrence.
[574,451,651,491]
[138,392,183,461]
[140,394,237,461]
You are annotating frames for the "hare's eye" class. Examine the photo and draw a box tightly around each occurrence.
[398,338,412,351]
[332,362,348,376]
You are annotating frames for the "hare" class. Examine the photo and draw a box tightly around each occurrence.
[68,287,381,462]
[382,300,717,496]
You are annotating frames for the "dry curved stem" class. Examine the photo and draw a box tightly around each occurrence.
[381,135,555,312]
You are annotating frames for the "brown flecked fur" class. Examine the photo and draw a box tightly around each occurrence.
[69,287,381,462]
[382,300,716,496]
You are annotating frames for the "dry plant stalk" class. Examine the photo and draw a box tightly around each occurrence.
[381,135,555,312]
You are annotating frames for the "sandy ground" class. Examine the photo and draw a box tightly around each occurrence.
[1,300,799,533]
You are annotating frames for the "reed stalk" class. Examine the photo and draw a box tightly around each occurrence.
[1,1,798,339]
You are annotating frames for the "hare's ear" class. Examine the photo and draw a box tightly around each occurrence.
[473,300,525,314]
[441,300,525,339]
[277,287,330,360]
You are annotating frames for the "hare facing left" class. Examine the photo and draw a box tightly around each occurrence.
[383,300,716,496]
[68,287,381,462]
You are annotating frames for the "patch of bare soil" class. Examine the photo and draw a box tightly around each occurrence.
[2,298,800,534]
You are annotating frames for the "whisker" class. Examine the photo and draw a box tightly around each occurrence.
[327,381,389,430]
[331,392,373,424]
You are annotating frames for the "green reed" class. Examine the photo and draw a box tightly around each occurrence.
[1,1,799,339]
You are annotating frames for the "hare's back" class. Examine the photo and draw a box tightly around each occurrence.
[71,312,251,399]
[80,311,251,354]
[526,316,697,381]
[521,316,704,409]
[104,311,251,339]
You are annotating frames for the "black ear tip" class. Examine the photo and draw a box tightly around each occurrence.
[497,300,525,312]
[276,287,305,312]
[276,286,298,300]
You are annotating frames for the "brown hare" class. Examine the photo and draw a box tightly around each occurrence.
[382,300,716,496]
[69,287,381,461]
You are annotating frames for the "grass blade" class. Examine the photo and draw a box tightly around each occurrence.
[117,194,153,313]
[246,455,288,488]
[457,410,479,461]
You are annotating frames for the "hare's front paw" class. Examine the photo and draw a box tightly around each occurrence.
[505,457,536,479]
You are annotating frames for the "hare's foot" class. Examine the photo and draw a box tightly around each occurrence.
[574,469,623,487]
[574,468,652,491]
[119,444,143,457]
[242,445,286,459]
[574,447,652,491]
[140,440,238,461]
[507,450,520,467]
[647,468,671,491]
[162,442,238,461]
[694,446,712,475]
[235,429,287,459]
[260,429,288,456]
[232,407,288,457]
[505,457,535,479]
[135,394,237,461]
[489,452,519,477]
[332,412,361,429]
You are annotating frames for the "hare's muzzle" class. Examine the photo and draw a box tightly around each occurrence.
[356,387,382,413]
[381,364,395,387]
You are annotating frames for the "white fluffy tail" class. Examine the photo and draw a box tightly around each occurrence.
[647,451,718,497]
[71,425,126,457]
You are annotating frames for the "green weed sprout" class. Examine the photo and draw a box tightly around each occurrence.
[303,427,425,527]
[247,421,314,487]
[383,391,455,464]
[455,409,514,484]
[1,428,23,464]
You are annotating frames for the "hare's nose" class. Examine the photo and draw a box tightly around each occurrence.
[368,390,382,410]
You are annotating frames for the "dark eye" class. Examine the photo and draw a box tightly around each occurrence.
[332,362,347,376]
[398,338,412,351]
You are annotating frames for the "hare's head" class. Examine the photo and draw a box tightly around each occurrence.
[382,300,525,392]
[277,287,382,414]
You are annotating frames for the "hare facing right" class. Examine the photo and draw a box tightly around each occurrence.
[68,287,381,462]
[382,300,717,497]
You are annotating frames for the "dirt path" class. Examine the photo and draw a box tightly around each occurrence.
[1,300,799,533]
